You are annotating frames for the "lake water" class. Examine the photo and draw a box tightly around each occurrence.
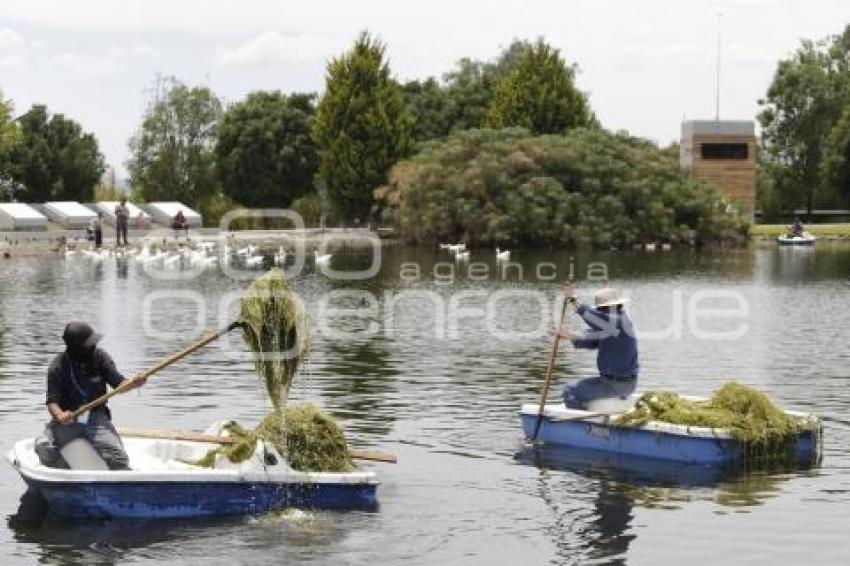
[1,243,849,565]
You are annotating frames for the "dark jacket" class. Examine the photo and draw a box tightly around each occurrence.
[571,304,640,379]
[46,348,125,413]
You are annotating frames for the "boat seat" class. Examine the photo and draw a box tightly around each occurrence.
[585,396,636,414]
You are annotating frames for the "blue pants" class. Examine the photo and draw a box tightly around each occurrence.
[563,376,638,410]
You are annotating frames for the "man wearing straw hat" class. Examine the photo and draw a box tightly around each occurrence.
[558,286,639,409]
[36,322,146,470]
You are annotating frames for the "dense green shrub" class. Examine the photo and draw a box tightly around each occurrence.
[376,128,749,248]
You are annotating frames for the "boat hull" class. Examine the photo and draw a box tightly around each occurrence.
[7,436,379,519]
[24,478,377,519]
[520,406,822,466]
[777,234,816,245]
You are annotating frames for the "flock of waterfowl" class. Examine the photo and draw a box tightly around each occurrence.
[63,239,332,271]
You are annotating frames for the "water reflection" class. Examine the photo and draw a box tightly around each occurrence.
[515,443,812,516]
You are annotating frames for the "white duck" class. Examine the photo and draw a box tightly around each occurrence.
[245,255,264,269]
[314,250,332,265]
[274,247,287,266]
[495,247,510,261]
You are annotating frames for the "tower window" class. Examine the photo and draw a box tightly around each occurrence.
[701,143,748,160]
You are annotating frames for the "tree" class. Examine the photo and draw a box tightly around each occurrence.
[821,104,850,200]
[402,78,452,142]
[9,104,103,202]
[0,91,20,185]
[486,39,592,134]
[442,40,530,132]
[127,76,222,211]
[376,128,748,248]
[216,91,318,208]
[312,31,413,220]
[758,27,850,214]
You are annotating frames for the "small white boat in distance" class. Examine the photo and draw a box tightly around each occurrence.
[777,232,816,246]
[495,247,510,261]
[455,250,470,261]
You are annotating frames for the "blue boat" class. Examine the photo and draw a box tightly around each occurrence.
[519,398,823,466]
[6,434,379,519]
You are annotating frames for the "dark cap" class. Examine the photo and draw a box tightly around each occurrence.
[62,322,103,349]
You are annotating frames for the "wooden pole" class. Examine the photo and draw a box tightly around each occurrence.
[530,288,570,442]
[117,427,398,464]
[71,322,242,419]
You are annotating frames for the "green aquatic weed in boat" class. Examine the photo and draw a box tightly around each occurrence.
[193,404,354,472]
[616,382,814,466]
[186,271,353,472]
[239,269,310,409]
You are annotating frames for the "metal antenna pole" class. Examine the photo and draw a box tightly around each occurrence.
[715,12,722,122]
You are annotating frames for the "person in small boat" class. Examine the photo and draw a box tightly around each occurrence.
[558,286,639,410]
[790,217,804,238]
[36,322,146,470]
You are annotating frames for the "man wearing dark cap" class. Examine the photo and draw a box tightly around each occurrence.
[37,322,145,470]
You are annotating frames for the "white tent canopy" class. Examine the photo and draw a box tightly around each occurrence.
[0,203,48,231]
[146,202,202,227]
[93,201,152,228]
[43,201,97,229]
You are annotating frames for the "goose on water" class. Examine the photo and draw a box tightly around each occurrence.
[495,247,510,261]
[314,250,332,265]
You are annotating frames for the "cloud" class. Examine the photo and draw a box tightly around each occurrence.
[214,31,338,67]
[46,44,160,76]
[0,27,27,67]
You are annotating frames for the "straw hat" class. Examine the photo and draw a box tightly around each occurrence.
[593,288,629,308]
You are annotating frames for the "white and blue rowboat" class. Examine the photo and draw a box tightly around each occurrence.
[777,232,816,245]
[520,396,822,466]
[5,427,379,519]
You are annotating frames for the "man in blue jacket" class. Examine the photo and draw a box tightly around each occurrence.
[558,286,639,409]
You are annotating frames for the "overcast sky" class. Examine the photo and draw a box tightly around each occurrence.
[1,0,848,178]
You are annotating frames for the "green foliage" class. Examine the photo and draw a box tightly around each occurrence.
[758,26,850,213]
[240,269,310,410]
[191,404,354,473]
[8,104,103,202]
[486,39,591,134]
[821,104,850,201]
[403,78,453,142]
[127,76,222,212]
[312,31,413,221]
[0,91,20,185]
[616,382,817,467]
[216,91,318,208]
[290,192,334,227]
[376,128,748,248]
[441,40,530,132]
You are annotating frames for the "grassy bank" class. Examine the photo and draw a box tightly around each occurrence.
[751,223,850,239]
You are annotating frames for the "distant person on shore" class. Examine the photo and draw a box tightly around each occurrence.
[172,210,189,239]
[35,322,146,470]
[114,198,129,247]
[791,216,804,237]
[558,285,639,409]
[87,214,103,249]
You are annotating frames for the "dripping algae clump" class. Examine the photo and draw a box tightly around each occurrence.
[239,268,311,409]
[615,382,819,467]
[190,269,353,472]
